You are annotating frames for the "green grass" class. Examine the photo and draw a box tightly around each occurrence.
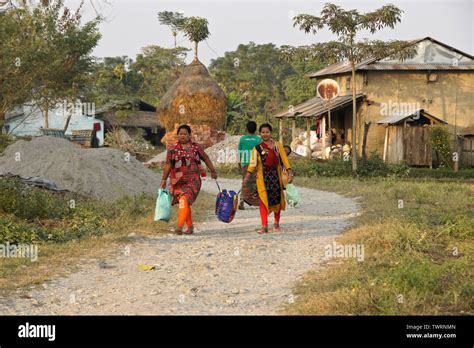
[284,176,473,315]
[0,176,214,292]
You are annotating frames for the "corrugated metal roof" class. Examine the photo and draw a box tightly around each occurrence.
[459,125,474,136]
[377,109,447,125]
[308,37,474,78]
[307,58,375,77]
[274,94,365,119]
[362,63,474,71]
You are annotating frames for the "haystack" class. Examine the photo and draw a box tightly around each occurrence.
[157,60,227,147]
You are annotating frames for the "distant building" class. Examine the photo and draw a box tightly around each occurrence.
[94,99,163,146]
[275,37,474,166]
[3,99,163,147]
[4,102,105,146]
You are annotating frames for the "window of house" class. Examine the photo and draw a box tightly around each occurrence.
[346,77,352,91]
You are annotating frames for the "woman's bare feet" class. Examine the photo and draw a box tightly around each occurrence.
[258,226,269,234]
[175,227,183,235]
[273,223,281,232]
[184,226,194,235]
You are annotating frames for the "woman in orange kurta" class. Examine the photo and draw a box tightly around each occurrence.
[244,123,293,234]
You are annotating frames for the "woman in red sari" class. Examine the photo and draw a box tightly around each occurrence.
[161,124,218,235]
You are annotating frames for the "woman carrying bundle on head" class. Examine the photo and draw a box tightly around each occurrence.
[243,123,293,234]
[161,124,218,235]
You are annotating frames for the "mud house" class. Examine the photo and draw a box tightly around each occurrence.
[275,37,474,166]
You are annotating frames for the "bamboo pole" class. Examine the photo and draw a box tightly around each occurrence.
[322,116,326,159]
[383,126,389,162]
[327,100,332,147]
[279,118,284,143]
[292,118,296,141]
[306,118,311,159]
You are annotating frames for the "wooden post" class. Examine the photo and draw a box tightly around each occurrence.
[278,117,284,144]
[306,118,311,159]
[327,100,332,146]
[454,142,461,172]
[383,126,389,162]
[292,118,296,141]
[322,116,326,159]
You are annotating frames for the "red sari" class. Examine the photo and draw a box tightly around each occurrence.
[166,141,207,206]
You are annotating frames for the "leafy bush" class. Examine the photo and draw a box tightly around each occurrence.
[0,177,151,244]
[290,154,410,178]
[429,125,452,167]
[357,153,410,177]
[0,133,14,154]
[0,178,74,220]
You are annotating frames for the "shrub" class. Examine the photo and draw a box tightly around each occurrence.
[429,125,452,167]
[0,133,14,154]
[0,178,74,220]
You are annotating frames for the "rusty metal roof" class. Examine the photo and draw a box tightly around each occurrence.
[460,125,474,136]
[274,94,365,119]
[308,37,474,78]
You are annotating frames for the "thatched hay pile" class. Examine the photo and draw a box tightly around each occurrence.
[157,60,227,135]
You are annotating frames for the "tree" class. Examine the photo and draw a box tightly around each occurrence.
[22,0,101,128]
[132,45,188,105]
[0,3,42,122]
[181,16,210,62]
[209,42,295,121]
[157,11,186,48]
[225,91,251,135]
[87,47,189,108]
[86,56,139,107]
[292,3,416,172]
[281,59,323,105]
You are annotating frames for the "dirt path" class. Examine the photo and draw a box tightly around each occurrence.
[0,177,359,315]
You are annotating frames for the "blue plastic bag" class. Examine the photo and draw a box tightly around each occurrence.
[215,181,240,223]
[154,188,172,222]
[285,183,299,207]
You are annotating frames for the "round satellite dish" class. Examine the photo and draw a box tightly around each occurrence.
[317,79,340,101]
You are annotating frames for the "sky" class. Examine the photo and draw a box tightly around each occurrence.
[68,0,474,66]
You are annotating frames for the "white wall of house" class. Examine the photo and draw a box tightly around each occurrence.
[5,103,104,146]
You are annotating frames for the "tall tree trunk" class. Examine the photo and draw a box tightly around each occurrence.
[44,106,49,129]
[63,83,77,132]
[351,61,357,173]
[194,41,198,62]
[362,121,370,165]
[173,32,177,48]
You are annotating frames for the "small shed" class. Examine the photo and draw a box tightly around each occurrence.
[459,125,474,167]
[377,109,447,166]
[94,100,164,145]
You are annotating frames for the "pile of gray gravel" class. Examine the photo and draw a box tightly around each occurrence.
[204,135,240,166]
[146,135,241,167]
[0,136,161,200]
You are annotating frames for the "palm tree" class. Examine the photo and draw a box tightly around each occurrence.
[181,16,210,62]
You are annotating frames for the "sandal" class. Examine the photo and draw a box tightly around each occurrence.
[184,226,194,235]
[258,227,269,234]
[175,227,183,235]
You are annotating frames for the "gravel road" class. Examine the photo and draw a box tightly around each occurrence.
[0,177,359,315]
